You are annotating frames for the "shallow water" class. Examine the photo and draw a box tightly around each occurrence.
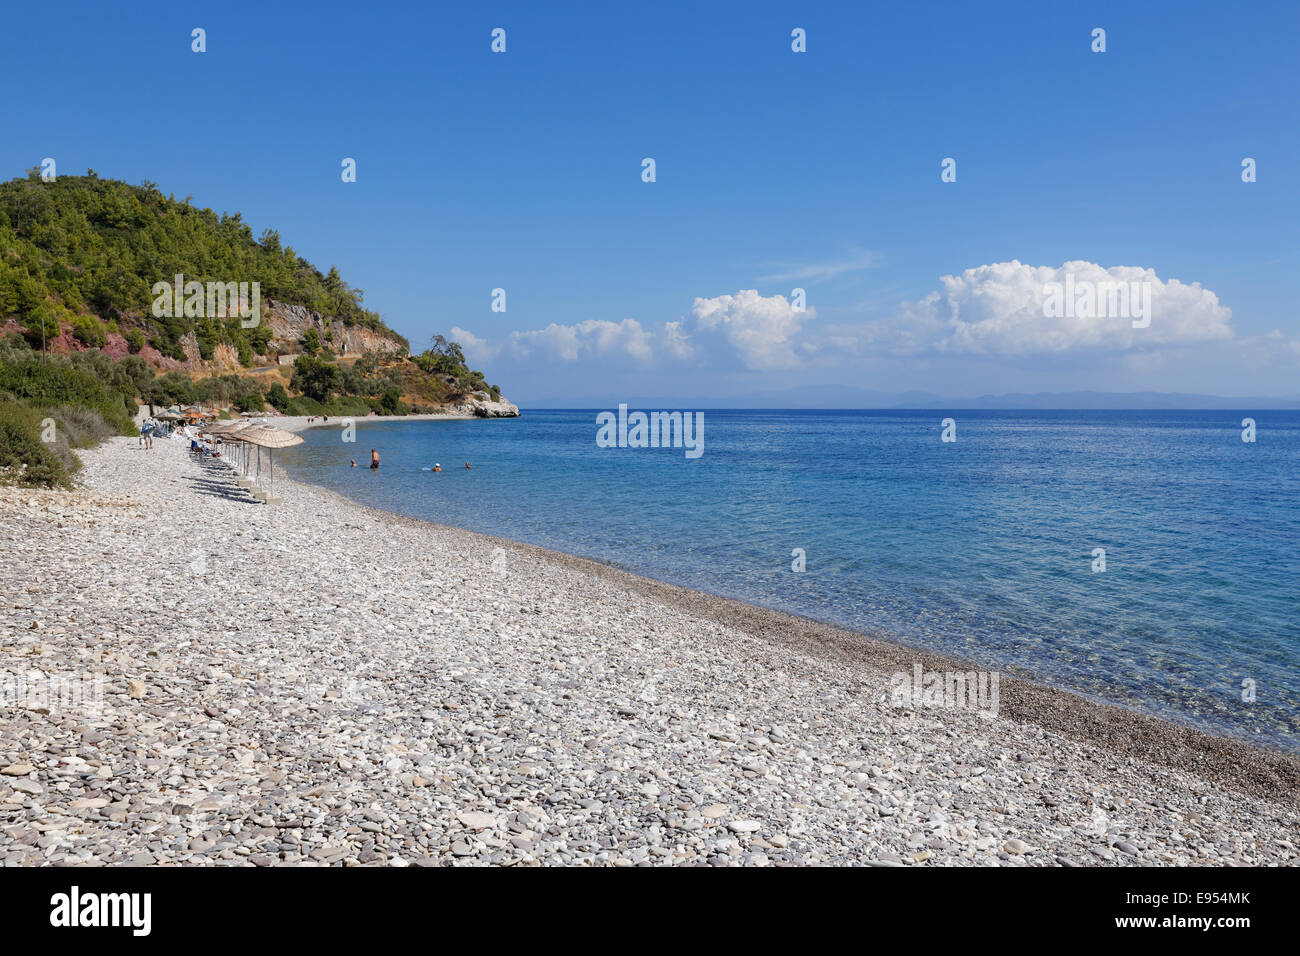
[279,409,1300,751]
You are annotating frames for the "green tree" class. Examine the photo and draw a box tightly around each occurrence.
[299,327,321,356]
[266,382,290,412]
[22,303,60,351]
[290,355,338,403]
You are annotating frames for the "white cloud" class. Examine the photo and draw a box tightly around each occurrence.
[761,251,878,283]
[507,318,656,363]
[691,289,814,370]
[452,263,1235,378]
[825,261,1234,358]
[449,326,501,362]
[662,320,695,359]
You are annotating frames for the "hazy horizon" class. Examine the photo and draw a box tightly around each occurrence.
[515,388,1300,411]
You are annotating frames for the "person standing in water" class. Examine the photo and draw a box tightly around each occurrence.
[370,449,380,470]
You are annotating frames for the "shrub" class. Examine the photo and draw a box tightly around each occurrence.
[0,351,135,434]
[71,315,106,349]
[0,399,71,487]
[21,303,60,349]
[50,403,119,450]
[265,382,290,412]
[284,394,325,416]
[378,385,407,415]
[234,392,264,413]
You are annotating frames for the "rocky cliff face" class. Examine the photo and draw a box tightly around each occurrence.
[263,301,406,360]
[444,397,520,418]
[111,299,410,373]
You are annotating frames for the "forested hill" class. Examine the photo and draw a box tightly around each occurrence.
[0,170,515,486]
[0,169,408,364]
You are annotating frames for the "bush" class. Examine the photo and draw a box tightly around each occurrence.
[71,315,106,349]
[50,403,119,450]
[146,370,199,408]
[284,394,325,416]
[234,392,264,413]
[265,382,290,412]
[378,385,407,415]
[21,304,60,349]
[0,350,135,434]
[0,399,72,487]
[124,328,146,353]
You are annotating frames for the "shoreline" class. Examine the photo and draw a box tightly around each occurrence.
[271,412,492,433]
[2,435,1296,865]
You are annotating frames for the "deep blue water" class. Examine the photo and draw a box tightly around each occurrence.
[278,409,1300,751]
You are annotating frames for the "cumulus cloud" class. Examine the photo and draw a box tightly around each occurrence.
[449,326,501,363]
[691,289,814,370]
[924,261,1231,354]
[507,318,656,363]
[825,261,1233,358]
[662,320,695,359]
[450,263,1233,375]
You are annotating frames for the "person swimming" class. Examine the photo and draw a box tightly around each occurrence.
[465,462,471,469]
[432,463,442,472]
[370,449,380,470]
[350,459,356,467]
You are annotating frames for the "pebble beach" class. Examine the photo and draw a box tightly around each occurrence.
[1,435,1296,866]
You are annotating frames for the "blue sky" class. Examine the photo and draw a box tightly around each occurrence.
[6,0,1298,402]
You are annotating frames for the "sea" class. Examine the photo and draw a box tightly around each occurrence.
[277,409,1300,751]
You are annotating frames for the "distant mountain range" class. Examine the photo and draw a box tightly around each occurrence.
[523,386,1300,410]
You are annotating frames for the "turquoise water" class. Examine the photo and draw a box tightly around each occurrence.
[278,409,1300,751]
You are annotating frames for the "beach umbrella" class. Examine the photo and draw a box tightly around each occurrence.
[205,421,252,474]
[238,426,303,500]
[221,421,263,480]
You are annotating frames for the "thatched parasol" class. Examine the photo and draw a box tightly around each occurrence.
[239,426,302,448]
[203,421,254,474]
[238,426,303,500]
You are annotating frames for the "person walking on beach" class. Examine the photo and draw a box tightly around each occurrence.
[370,449,380,470]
